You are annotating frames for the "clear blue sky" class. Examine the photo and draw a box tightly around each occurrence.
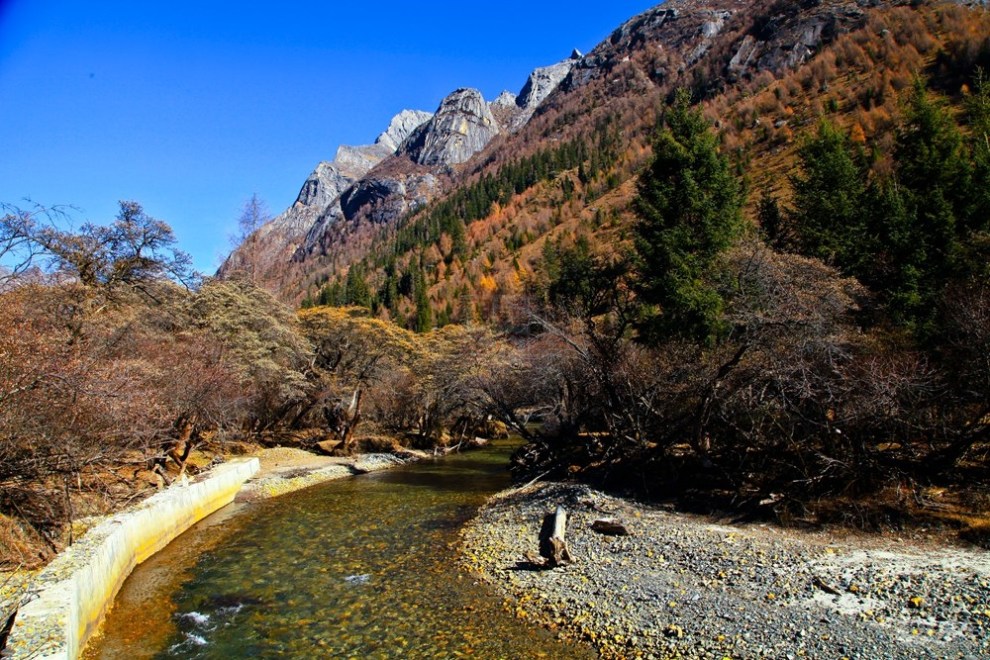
[0,1,657,272]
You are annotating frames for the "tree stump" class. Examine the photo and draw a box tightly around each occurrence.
[540,505,573,567]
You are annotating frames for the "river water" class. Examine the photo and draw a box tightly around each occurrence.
[85,440,593,659]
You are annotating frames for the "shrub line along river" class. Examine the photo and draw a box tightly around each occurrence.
[84,439,594,659]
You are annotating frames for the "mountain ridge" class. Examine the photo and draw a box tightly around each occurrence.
[221,0,990,323]
[219,44,586,288]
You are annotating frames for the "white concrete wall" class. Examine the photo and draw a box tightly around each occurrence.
[3,458,259,660]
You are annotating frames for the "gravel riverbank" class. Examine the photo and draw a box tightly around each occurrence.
[461,482,990,659]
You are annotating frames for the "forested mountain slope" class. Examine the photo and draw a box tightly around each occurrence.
[224,0,990,333]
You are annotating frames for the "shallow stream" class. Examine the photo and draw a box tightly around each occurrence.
[85,440,592,658]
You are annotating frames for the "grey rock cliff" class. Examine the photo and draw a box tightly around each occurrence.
[403,88,501,167]
[490,90,518,109]
[561,0,878,94]
[505,56,579,130]
[517,59,576,110]
[339,173,438,225]
[218,160,353,280]
[293,161,351,213]
[298,172,438,261]
[375,109,433,152]
[219,107,432,284]
[333,144,390,178]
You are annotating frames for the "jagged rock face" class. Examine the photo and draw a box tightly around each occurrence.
[403,88,501,167]
[489,91,520,129]
[504,57,579,131]
[490,90,518,109]
[375,109,433,152]
[333,144,391,178]
[561,0,876,94]
[218,160,354,280]
[218,107,435,286]
[737,0,869,74]
[297,172,438,261]
[295,161,350,210]
[339,174,438,225]
[517,59,576,110]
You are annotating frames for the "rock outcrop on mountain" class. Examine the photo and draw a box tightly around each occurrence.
[218,160,352,280]
[375,109,434,152]
[488,50,585,131]
[294,161,349,210]
[218,107,431,284]
[220,40,583,292]
[517,59,577,111]
[402,88,502,168]
[331,111,434,177]
[561,0,876,96]
[490,90,518,109]
[332,144,389,178]
[339,172,439,225]
[501,54,581,130]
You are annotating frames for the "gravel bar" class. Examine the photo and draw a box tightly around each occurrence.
[236,451,421,502]
[461,482,990,659]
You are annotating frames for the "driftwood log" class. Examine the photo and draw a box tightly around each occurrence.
[539,505,573,567]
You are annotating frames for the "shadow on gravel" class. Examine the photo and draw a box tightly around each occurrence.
[508,559,554,572]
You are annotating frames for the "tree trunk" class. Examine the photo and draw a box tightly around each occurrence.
[340,389,363,454]
[540,505,573,567]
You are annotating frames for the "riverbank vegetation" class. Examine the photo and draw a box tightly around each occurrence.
[4,2,990,569]
[499,79,990,542]
[0,204,508,568]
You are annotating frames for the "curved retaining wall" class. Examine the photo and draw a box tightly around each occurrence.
[2,458,259,660]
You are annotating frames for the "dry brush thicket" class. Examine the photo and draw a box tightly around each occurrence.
[0,205,506,567]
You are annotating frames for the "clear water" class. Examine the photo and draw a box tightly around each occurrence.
[85,440,593,659]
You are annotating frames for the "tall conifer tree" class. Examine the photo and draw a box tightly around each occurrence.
[633,89,744,344]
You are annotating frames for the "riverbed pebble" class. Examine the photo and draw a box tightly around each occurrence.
[461,482,990,659]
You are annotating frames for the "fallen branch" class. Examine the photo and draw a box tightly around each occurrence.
[813,576,841,595]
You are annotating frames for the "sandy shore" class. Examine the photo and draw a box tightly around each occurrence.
[237,446,427,501]
[461,482,990,659]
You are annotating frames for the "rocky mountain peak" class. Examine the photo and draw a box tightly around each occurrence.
[487,54,581,132]
[403,88,501,167]
[375,109,434,152]
[295,161,348,210]
[333,144,390,179]
[516,58,577,111]
[491,90,518,109]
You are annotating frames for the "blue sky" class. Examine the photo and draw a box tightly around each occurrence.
[0,1,657,272]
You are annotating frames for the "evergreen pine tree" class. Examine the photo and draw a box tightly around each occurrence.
[890,80,973,335]
[757,187,788,250]
[966,69,990,234]
[343,264,372,308]
[412,263,433,333]
[633,89,744,344]
[789,120,868,271]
